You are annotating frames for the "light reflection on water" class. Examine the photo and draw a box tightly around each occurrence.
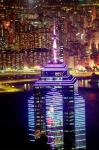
[78,79,91,88]
[78,79,99,88]
[12,83,34,91]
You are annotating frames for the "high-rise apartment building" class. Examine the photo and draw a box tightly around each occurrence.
[0,0,53,51]
[0,48,52,69]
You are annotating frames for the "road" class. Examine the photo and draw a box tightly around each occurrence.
[0,78,38,84]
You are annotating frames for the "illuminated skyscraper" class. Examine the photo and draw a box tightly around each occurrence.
[28,22,86,150]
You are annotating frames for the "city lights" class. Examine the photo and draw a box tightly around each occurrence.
[0,1,99,149]
[0,1,99,72]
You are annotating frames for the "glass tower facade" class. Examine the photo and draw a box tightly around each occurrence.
[74,93,86,149]
[46,88,63,149]
[28,62,86,150]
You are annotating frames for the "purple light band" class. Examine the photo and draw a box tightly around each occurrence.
[43,68,67,71]
[44,63,66,67]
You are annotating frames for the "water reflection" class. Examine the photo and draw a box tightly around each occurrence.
[24,84,31,90]
[78,79,91,87]
[78,79,99,88]
[88,93,96,101]
[12,83,34,91]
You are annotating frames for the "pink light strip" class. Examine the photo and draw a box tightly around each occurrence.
[52,21,58,63]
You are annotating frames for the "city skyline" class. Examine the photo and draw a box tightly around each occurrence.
[0,1,99,150]
[0,0,99,71]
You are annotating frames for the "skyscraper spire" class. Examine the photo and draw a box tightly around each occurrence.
[52,20,58,63]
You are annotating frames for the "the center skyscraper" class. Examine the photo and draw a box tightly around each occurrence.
[28,21,86,150]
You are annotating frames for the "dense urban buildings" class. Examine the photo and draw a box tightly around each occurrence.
[0,0,99,70]
[0,48,52,69]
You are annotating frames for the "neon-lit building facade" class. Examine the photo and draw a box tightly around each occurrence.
[46,88,63,149]
[74,93,86,150]
[28,96,35,142]
[28,62,86,150]
[28,21,86,150]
